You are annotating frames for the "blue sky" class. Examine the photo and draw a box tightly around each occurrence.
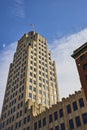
[1,0,87,113]
[0,0,87,49]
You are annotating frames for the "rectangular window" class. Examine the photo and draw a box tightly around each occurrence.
[27,115,30,122]
[38,120,41,128]
[19,120,21,127]
[69,119,74,130]
[30,78,32,83]
[80,54,85,61]
[54,111,58,120]
[83,63,87,70]
[79,98,84,108]
[67,104,71,114]
[24,117,26,124]
[59,109,63,118]
[27,127,30,130]
[30,72,32,76]
[72,101,78,111]
[29,93,32,98]
[61,123,65,130]
[29,86,32,90]
[33,87,36,92]
[82,113,87,124]
[55,125,59,130]
[34,122,37,130]
[49,114,53,123]
[50,128,53,130]
[43,117,46,126]
[75,116,81,127]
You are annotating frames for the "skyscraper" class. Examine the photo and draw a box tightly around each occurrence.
[0,31,59,130]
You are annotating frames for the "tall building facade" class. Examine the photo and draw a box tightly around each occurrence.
[0,31,59,130]
[0,32,87,130]
[72,43,87,100]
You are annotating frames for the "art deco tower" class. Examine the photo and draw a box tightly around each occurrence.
[0,31,59,130]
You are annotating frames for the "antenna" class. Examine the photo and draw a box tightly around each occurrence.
[30,24,35,32]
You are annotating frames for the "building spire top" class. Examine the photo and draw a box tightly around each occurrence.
[30,24,35,32]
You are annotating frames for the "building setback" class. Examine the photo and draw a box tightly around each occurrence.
[0,31,87,130]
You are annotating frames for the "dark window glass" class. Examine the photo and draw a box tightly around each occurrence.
[38,120,41,128]
[54,111,58,120]
[19,120,21,127]
[55,125,59,130]
[59,109,63,118]
[25,107,27,113]
[82,113,87,124]
[15,122,18,129]
[27,127,30,130]
[75,116,81,127]
[61,123,65,130]
[24,117,26,124]
[43,117,46,126]
[34,122,37,130]
[50,128,53,130]
[67,104,71,114]
[79,98,84,108]
[83,63,87,70]
[69,119,74,130]
[49,114,53,123]
[80,54,85,61]
[72,101,78,111]
[27,115,30,122]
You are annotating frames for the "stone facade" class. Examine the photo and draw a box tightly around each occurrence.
[0,32,87,130]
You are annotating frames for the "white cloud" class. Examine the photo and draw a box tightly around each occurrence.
[49,28,87,99]
[12,0,25,18]
[2,44,6,48]
[0,28,87,114]
[0,42,17,114]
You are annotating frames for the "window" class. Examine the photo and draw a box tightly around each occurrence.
[24,117,26,124]
[82,113,87,124]
[67,104,71,114]
[24,107,27,113]
[34,122,37,130]
[80,54,85,61]
[83,63,87,70]
[50,128,53,130]
[69,119,74,130]
[54,111,58,120]
[19,120,21,127]
[72,101,78,111]
[59,109,63,118]
[29,93,32,98]
[30,78,32,83]
[55,125,59,130]
[43,117,46,126]
[49,114,53,123]
[38,120,41,128]
[75,116,81,127]
[30,72,32,76]
[33,87,36,92]
[79,98,84,108]
[61,123,65,130]
[29,86,32,90]
[27,115,30,122]
[27,127,30,130]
